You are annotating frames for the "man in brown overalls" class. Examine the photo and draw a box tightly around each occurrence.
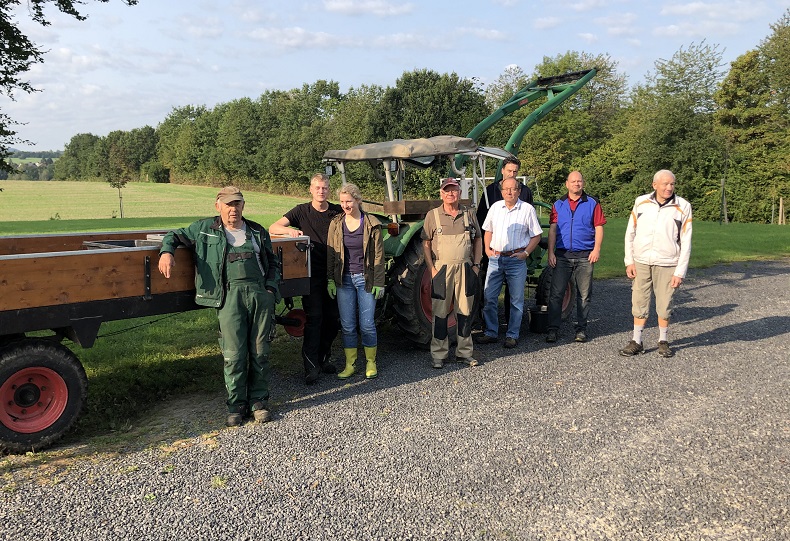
[421,178,483,368]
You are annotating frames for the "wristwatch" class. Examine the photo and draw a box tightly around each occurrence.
[471,263,480,269]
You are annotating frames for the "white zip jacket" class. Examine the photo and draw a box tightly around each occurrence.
[624,192,693,278]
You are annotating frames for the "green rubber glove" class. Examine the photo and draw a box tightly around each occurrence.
[327,279,337,299]
[372,286,384,300]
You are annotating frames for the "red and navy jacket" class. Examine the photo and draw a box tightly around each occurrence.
[551,192,604,255]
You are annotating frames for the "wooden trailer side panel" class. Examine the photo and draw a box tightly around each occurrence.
[0,248,194,312]
[0,235,311,313]
[0,231,163,256]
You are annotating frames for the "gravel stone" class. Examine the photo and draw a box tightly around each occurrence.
[1,259,788,540]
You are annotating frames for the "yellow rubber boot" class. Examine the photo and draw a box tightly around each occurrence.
[364,346,378,379]
[338,348,357,379]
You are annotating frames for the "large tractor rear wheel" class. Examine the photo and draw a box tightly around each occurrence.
[389,236,437,348]
[0,339,88,453]
[535,266,575,321]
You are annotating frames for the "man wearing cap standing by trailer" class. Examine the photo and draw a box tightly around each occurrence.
[158,186,281,427]
[422,177,483,369]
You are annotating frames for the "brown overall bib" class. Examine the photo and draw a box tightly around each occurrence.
[430,207,477,361]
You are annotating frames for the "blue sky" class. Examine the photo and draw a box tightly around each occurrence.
[4,0,788,152]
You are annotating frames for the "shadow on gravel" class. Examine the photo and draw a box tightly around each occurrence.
[671,315,790,352]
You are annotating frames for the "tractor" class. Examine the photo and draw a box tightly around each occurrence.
[321,68,598,346]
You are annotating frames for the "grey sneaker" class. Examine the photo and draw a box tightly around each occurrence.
[432,358,444,369]
[251,402,272,423]
[657,341,674,358]
[575,331,587,343]
[619,340,644,356]
[545,330,558,343]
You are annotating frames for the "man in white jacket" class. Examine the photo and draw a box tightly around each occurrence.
[620,170,693,358]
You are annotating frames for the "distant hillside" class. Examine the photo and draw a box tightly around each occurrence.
[11,150,63,159]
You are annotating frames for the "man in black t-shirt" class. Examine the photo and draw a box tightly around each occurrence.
[270,173,342,384]
[475,156,533,227]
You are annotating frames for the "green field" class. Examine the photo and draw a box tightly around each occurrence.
[1,179,789,461]
[0,180,302,228]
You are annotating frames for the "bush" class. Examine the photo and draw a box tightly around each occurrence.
[141,161,170,183]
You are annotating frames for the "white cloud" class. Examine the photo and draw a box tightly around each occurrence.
[579,32,599,43]
[456,27,509,41]
[652,20,740,38]
[370,33,448,50]
[491,0,519,6]
[323,0,414,16]
[594,12,638,36]
[178,16,224,39]
[534,17,561,30]
[247,27,358,49]
[569,0,611,12]
[660,1,766,21]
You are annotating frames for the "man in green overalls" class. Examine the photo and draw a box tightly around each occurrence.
[421,178,483,368]
[158,187,281,427]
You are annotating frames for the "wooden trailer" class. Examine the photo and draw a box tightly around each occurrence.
[0,230,311,452]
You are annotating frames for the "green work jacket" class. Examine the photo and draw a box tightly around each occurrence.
[160,216,281,308]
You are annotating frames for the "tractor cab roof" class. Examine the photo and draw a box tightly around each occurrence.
[322,135,513,165]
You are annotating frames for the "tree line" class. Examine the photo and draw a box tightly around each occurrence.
[12,9,790,223]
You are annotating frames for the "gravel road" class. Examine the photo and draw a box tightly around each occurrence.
[2,259,788,540]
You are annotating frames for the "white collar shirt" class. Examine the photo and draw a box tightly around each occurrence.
[481,199,543,252]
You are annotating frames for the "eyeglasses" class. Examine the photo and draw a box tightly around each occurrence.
[501,188,520,193]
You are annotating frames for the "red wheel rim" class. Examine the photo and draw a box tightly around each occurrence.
[419,267,456,327]
[0,367,69,433]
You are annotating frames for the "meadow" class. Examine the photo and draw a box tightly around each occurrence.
[1,179,789,455]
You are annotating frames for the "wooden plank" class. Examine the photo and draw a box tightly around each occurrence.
[0,248,194,311]
[0,231,162,256]
[0,235,311,312]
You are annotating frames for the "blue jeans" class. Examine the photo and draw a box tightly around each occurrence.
[548,255,593,332]
[337,273,377,348]
[483,256,527,339]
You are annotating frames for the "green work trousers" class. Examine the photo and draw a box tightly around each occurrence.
[217,281,276,413]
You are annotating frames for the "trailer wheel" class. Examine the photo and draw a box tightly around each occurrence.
[0,339,88,453]
[535,266,575,321]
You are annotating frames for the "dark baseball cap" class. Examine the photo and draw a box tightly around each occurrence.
[440,178,460,190]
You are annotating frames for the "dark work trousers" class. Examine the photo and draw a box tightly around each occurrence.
[301,276,340,374]
[547,255,593,333]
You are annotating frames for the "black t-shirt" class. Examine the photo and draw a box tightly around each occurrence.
[284,202,342,276]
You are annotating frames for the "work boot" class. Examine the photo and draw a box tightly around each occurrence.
[226,413,244,427]
[545,330,558,343]
[251,401,272,423]
[321,353,337,374]
[364,346,378,379]
[338,348,357,379]
[575,331,587,343]
[305,366,320,385]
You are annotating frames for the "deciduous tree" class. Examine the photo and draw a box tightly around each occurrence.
[0,0,137,170]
